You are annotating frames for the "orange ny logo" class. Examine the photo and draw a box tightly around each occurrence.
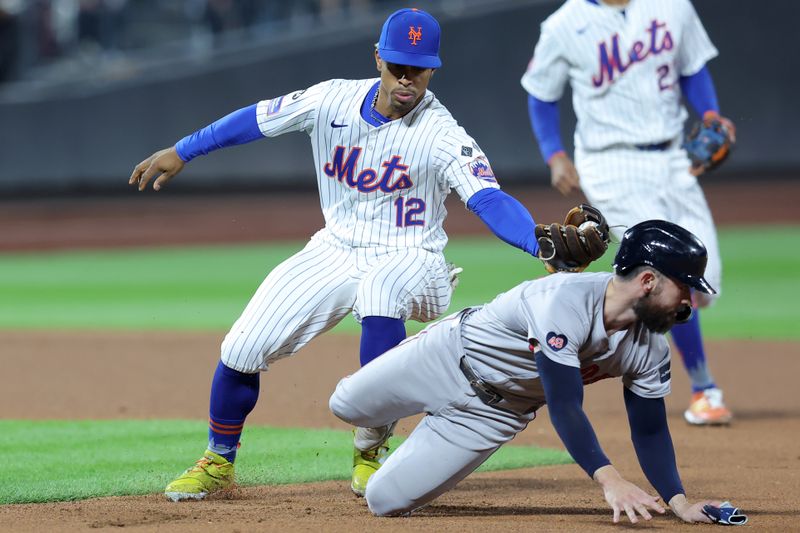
[408,26,422,45]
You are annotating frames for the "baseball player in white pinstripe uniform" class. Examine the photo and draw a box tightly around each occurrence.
[130,8,552,501]
[521,0,735,425]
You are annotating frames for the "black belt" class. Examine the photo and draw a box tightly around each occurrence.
[459,357,504,406]
[634,140,671,151]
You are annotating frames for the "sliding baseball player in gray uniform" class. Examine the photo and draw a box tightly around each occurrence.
[330,220,744,524]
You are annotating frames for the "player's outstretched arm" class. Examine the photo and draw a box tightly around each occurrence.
[129,103,266,192]
[129,146,185,191]
[622,388,742,524]
[466,189,540,258]
[536,353,663,523]
[593,465,665,524]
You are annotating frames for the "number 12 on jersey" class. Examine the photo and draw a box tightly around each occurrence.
[394,196,426,227]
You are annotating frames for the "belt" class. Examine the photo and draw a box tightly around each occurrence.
[634,140,671,151]
[459,356,504,406]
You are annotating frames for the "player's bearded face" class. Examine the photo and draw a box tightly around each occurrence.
[633,292,676,334]
[375,55,434,118]
[634,278,692,333]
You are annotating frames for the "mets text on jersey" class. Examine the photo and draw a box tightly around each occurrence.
[592,19,674,87]
[323,146,413,193]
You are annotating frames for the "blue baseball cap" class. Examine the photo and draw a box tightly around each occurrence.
[378,8,442,69]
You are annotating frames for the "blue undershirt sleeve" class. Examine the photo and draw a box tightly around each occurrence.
[467,188,539,257]
[535,352,611,477]
[624,387,685,503]
[679,65,720,117]
[527,94,566,163]
[175,103,263,162]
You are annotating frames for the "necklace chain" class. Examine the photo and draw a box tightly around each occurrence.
[371,86,380,109]
[370,86,387,123]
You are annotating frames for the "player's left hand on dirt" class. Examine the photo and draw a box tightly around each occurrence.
[701,501,748,526]
[684,112,735,175]
[535,204,610,273]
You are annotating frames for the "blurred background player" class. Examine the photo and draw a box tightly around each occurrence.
[129,8,565,501]
[520,0,734,425]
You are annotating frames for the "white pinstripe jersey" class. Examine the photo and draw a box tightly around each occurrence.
[521,0,717,150]
[255,78,500,252]
[460,272,672,409]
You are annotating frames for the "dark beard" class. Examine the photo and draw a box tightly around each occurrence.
[633,295,676,334]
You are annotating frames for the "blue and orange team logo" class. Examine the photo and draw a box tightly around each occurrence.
[546,332,568,352]
[468,156,497,183]
[408,26,422,45]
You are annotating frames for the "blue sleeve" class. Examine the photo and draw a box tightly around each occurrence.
[467,188,539,257]
[624,387,684,503]
[527,94,566,163]
[535,352,611,477]
[175,104,263,162]
[678,65,719,117]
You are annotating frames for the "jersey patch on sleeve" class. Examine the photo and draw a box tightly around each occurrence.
[467,156,497,182]
[265,96,284,116]
[545,331,568,352]
[658,360,671,383]
[460,145,473,157]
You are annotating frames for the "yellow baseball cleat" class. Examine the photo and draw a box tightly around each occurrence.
[164,450,234,501]
[351,444,388,497]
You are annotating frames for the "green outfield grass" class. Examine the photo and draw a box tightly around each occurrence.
[0,420,572,504]
[0,226,797,338]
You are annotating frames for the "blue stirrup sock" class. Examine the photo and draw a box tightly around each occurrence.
[359,316,406,367]
[670,310,716,393]
[207,360,260,463]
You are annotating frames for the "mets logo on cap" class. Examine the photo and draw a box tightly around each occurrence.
[378,8,442,69]
[408,26,422,45]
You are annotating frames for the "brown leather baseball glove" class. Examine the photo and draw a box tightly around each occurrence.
[535,204,610,273]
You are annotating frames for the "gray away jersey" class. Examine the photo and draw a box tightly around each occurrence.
[255,78,499,252]
[461,272,672,411]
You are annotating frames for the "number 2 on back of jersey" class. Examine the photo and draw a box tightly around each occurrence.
[394,196,426,227]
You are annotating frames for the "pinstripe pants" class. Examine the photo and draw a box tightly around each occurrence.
[221,228,453,373]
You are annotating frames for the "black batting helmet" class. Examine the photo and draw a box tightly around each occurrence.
[613,220,716,294]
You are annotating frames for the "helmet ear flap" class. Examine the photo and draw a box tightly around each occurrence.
[675,304,693,323]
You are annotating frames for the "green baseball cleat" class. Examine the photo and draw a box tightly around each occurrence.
[164,450,234,501]
[351,444,388,497]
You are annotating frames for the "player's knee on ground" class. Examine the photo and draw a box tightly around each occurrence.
[365,474,416,517]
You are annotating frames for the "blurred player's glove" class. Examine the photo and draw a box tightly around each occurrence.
[535,204,610,274]
[684,112,736,173]
[701,501,748,526]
